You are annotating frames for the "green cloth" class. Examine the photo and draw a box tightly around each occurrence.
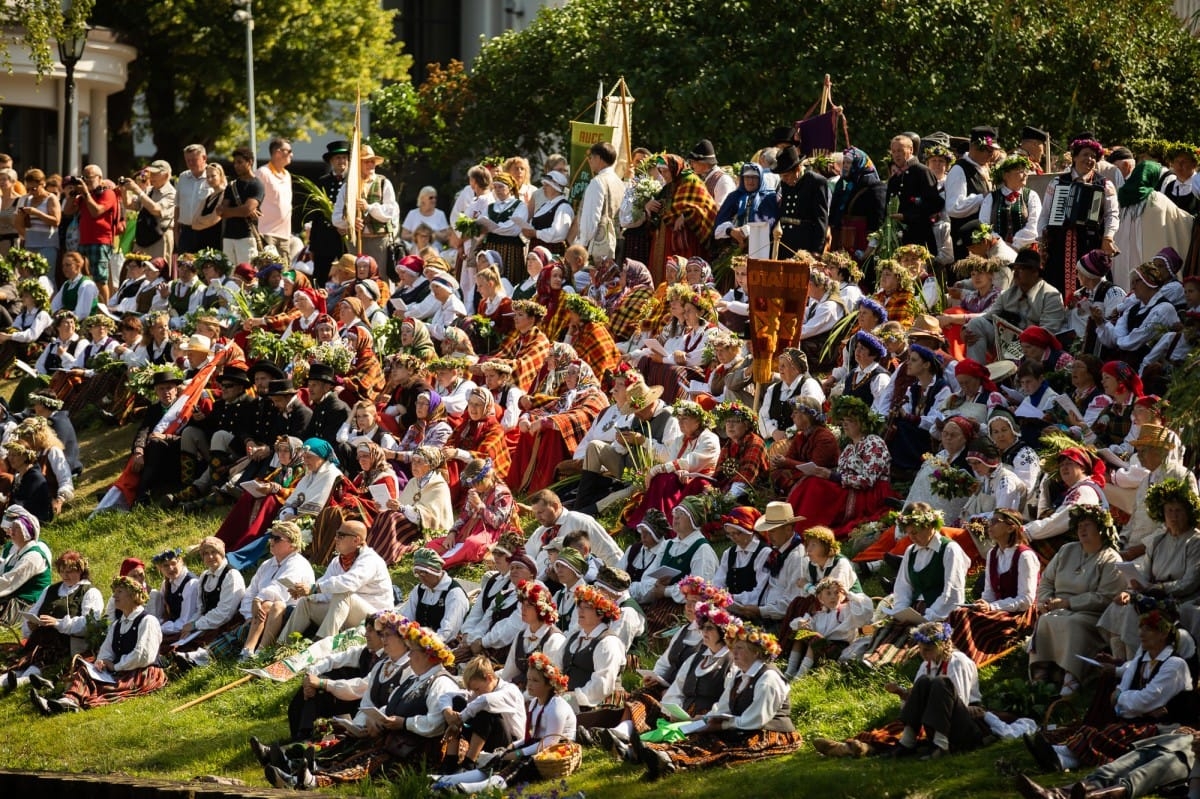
[1116,161,1163,208]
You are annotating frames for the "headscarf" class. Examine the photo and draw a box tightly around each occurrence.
[466,385,495,417]
[536,261,570,319]
[1117,160,1164,209]
[1102,360,1144,399]
[277,435,305,462]
[732,162,773,227]
[294,286,326,315]
[356,441,393,482]
[1018,326,1061,352]
[656,153,688,183]
[527,246,553,270]
[302,437,338,466]
[2,505,40,542]
[1060,446,1106,489]
[623,260,654,293]
[954,358,996,392]
[685,257,715,291]
[420,389,446,422]
[401,317,436,360]
[355,255,380,280]
[832,146,880,225]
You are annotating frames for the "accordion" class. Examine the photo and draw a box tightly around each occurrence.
[1046,181,1104,228]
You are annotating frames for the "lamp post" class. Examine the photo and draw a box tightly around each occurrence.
[233,0,256,164]
[58,26,87,176]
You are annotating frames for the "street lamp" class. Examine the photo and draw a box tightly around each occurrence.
[58,25,87,176]
[233,0,256,164]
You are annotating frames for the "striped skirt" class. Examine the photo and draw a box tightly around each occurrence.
[643,598,686,637]
[63,662,168,709]
[645,729,802,769]
[1053,721,1161,767]
[947,605,1037,667]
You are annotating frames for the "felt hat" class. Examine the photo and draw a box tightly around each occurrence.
[249,361,286,381]
[218,365,251,386]
[908,313,945,344]
[358,144,385,165]
[753,501,804,532]
[674,495,709,529]
[197,536,226,555]
[970,126,1001,149]
[152,370,184,388]
[687,139,718,163]
[412,547,445,575]
[1012,246,1043,271]
[181,334,212,354]
[1020,126,1048,142]
[145,159,172,175]
[772,145,803,174]
[965,439,1002,468]
[322,141,350,162]
[508,552,536,576]
[307,362,338,385]
[266,378,297,396]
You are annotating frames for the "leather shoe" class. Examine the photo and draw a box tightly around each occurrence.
[48,697,79,713]
[1024,732,1063,773]
[29,688,51,716]
[640,748,675,781]
[889,743,921,758]
[29,674,54,692]
[249,736,271,766]
[575,725,596,747]
[1014,773,1069,799]
[2,671,15,692]
[265,764,294,789]
[1071,783,1127,799]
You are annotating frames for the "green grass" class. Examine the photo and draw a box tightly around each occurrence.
[0,419,1089,798]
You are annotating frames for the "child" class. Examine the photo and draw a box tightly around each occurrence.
[785,577,859,679]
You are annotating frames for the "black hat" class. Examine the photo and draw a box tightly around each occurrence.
[322,141,350,162]
[1020,126,1048,142]
[218,365,251,386]
[249,360,285,380]
[267,378,297,396]
[1012,247,1042,271]
[152,370,184,388]
[958,218,984,241]
[307,362,338,385]
[687,139,718,163]
[772,145,803,174]
[769,125,796,146]
[1108,146,1134,163]
[970,126,1001,149]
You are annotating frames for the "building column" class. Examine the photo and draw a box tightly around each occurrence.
[89,88,108,174]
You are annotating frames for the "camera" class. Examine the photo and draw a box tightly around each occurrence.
[117,176,131,186]
[62,175,83,189]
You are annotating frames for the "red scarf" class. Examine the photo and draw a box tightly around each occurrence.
[338,549,359,572]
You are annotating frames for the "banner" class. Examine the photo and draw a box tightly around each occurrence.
[568,121,615,207]
[603,82,635,182]
[746,258,810,385]
[242,625,367,682]
[791,111,837,156]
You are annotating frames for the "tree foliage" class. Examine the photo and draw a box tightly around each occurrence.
[423,0,1200,166]
[368,59,473,181]
[0,0,93,75]
[90,0,408,160]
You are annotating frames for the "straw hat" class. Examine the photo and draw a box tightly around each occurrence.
[753,501,804,532]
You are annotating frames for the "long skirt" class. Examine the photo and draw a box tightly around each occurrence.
[62,661,168,709]
[64,368,124,415]
[645,728,802,769]
[1049,721,1161,768]
[427,528,497,571]
[862,621,919,669]
[215,494,285,552]
[172,616,244,654]
[789,476,895,539]
[625,473,711,529]
[1029,609,1106,681]
[46,370,84,402]
[516,430,569,497]
[643,598,686,637]
[947,605,1037,667]
[0,595,32,626]
[622,226,652,272]
[0,627,77,674]
[486,235,528,286]
[365,509,424,566]
[638,357,698,405]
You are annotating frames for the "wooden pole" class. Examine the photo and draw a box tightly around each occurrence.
[170,675,252,713]
[618,76,633,170]
[820,74,831,114]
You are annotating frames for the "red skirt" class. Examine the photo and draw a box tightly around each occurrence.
[517,430,570,497]
[947,605,1038,667]
[365,510,424,566]
[625,472,711,529]
[788,476,895,538]
[63,661,168,709]
[215,493,285,552]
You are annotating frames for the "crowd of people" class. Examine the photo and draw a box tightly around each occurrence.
[1,124,1200,797]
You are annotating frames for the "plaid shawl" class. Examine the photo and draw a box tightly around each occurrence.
[662,172,718,242]
[448,415,511,481]
[344,329,386,401]
[541,301,572,344]
[609,286,657,342]
[544,386,610,453]
[716,431,769,491]
[491,327,551,392]
[875,289,914,330]
[570,320,621,378]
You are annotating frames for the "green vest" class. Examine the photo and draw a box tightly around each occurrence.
[906,536,950,607]
[4,540,52,604]
[61,277,98,317]
[660,536,711,585]
[364,176,393,236]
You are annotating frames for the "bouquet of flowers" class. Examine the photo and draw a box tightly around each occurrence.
[305,341,353,375]
[923,453,979,499]
[463,314,497,345]
[249,329,315,365]
[375,315,406,357]
[629,173,663,222]
[454,213,481,239]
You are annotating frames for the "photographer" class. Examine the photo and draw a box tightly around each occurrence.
[61,165,119,304]
[123,160,176,261]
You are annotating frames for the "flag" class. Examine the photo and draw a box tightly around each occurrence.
[746,258,810,384]
[603,78,635,182]
[568,121,615,208]
[346,91,363,255]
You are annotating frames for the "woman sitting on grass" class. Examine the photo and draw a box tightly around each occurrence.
[0,505,52,626]
[30,575,166,715]
[630,623,801,781]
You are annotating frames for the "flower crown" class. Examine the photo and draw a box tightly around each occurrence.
[193,247,232,275]
[678,575,733,608]
[991,154,1034,184]
[665,284,714,318]
[1068,503,1115,536]
[399,620,455,667]
[516,579,559,625]
[673,399,713,428]
[724,623,782,658]
[898,506,944,531]
[527,651,569,693]
[1070,138,1104,156]
[111,574,149,605]
[820,250,862,282]
[561,292,609,325]
[714,400,757,428]
[954,254,1002,276]
[251,249,286,269]
[574,584,621,622]
[7,248,52,276]
[894,244,933,266]
[911,622,953,645]
[694,601,736,630]
[923,144,956,164]
[16,278,50,310]
[372,610,410,636]
[875,258,915,292]
[831,395,884,435]
[428,356,471,373]
[1145,478,1200,526]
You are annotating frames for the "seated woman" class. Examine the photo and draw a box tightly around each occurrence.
[988,407,1042,499]
[788,396,894,537]
[947,509,1040,666]
[30,575,166,715]
[398,316,437,361]
[936,358,1005,422]
[170,537,246,661]
[535,259,575,344]
[271,438,344,567]
[900,413,979,527]
[624,399,719,529]
[712,401,768,502]
[583,600,736,758]
[938,255,1003,359]
[6,441,54,523]
[461,266,513,355]
[426,458,518,572]
[335,402,399,475]
[770,396,840,497]
[1098,480,1200,660]
[557,585,627,714]
[562,293,620,379]
[632,623,800,781]
[0,505,51,626]
[799,268,849,373]
[235,520,316,660]
[1087,360,1142,454]
[13,416,74,518]
[834,330,893,413]
[864,504,969,668]
[607,259,657,344]
[0,278,52,377]
[632,286,714,404]
[817,621,986,760]
[214,436,306,554]
[779,526,872,660]
[510,358,609,496]
[1026,608,1195,774]
[962,438,1029,522]
[431,355,478,418]
[444,386,512,497]
[393,389,453,479]
[308,441,401,570]
[1047,355,1109,437]
[887,343,952,479]
[1025,447,1109,560]
[1031,504,1124,696]
[0,549,102,690]
[826,298,889,396]
[499,580,565,689]
[335,299,386,406]
[365,445,453,566]
[872,258,916,329]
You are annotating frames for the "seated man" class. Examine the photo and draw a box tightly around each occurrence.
[282,520,393,640]
[964,247,1066,363]
[525,489,621,589]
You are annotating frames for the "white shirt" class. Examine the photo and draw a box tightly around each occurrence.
[7,308,52,344]
[332,173,399,232]
[710,660,790,731]
[399,572,470,641]
[663,531,719,604]
[758,375,825,439]
[24,579,104,640]
[428,294,467,342]
[758,538,807,620]
[499,621,565,684]
[239,550,315,618]
[193,562,247,631]
[399,667,460,738]
[804,602,860,643]
[175,169,214,228]
[623,540,666,603]
[459,571,515,644]
[151,570,200,635]
[1114,645,1192,718]
[51,276,98,319]
[558,622,626,710]
[712,542,771,606]
[891,537,969,621]
[1096,288,1179,353]
[978,188,1043,250]
[528,197,573,243]
[459,678,527,742]
[1026,480,1106,540]
[314,545,394,612]
[97,606,163,672]
[354,654,412,719]
[304,643,380,701]
[945,155,990,219]
[800,293,845,339]
[980,545,1040,612]
[663,646,730,707]
[916,650,981,705]
[401,207,450,236]
[519,694,577,755]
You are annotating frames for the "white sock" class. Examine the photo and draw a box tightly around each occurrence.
[614,720,634,741]
[797,656,814,676]
[933,732,949,751]
[1052,744,1076,770]
[14,676,30,688]
[899,726,917,748]
[458,776,505,794]
[785,649,803,676]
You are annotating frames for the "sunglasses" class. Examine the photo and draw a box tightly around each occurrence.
[334,531,359,539]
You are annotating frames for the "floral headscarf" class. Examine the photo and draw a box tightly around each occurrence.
[832,146,880,226]
[401,317,436,360]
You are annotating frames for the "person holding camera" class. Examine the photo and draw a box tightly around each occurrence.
[123,160,176,261]
[61,165,120,304]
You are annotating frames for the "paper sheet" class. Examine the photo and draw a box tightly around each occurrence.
[83,661,116,684]
[884,606,926,625]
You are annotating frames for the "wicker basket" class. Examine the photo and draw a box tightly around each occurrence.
[532,736,583,779]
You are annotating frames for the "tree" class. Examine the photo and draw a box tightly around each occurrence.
[419,0,1200,168]
[1,0,93,75]
[90,0,408,165]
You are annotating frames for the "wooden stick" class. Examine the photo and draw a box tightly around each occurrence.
[170,675,252,713]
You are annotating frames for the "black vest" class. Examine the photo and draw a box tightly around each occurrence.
[563,629,611,692]
[40,580,85,620]
[531,198,568,232]
[199,565,231,615]
[369,660,410,708]
[729,665,795,732]
[949,160,989,248]
[384,669,446,718]
[512,626,557,688]
[415,580,465,630]
[842,365,885,406]
[679,650,734,716]
[112,612,149,661]
[659,628,703,686]
[725,541,766,595]
[163,573,196,622]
